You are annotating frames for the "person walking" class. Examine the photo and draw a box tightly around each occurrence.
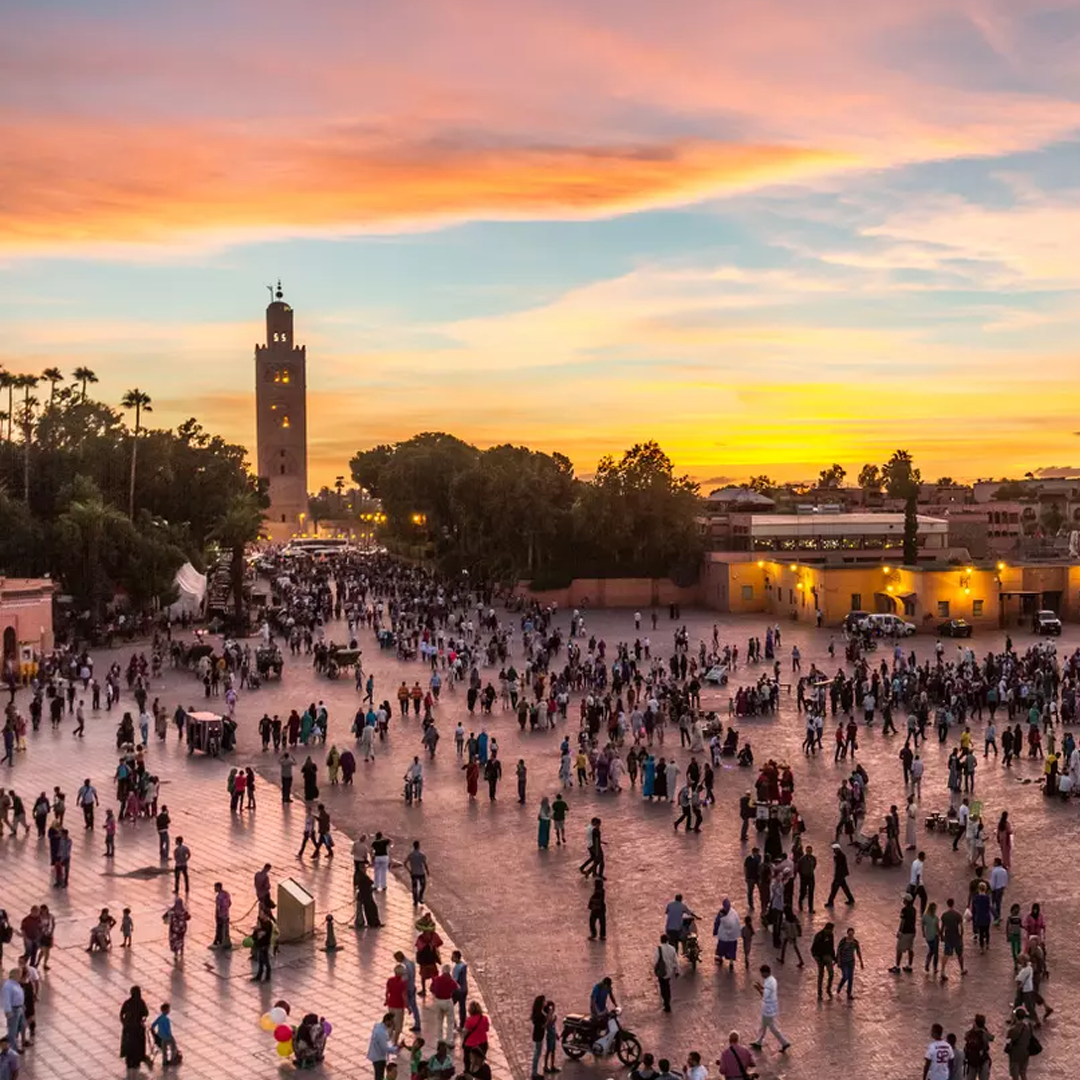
[824,843,854,907]
[889,895,917,973]
[835,927,864,999]
[172,837,190,894]
[367,1013,398,1080]
[810,922,836,1000]
[654,934,678,1013]
[406,841,429,907]
[750,964,791,1053]
[587,880,607,941]
[717,1032,756,1080]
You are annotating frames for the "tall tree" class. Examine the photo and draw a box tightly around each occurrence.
[72,366,98,402]
[41,367,64,405]
[210,492,266,623]
[882,449,922,564]
[747,475,776,494]
[348,443,395,497]
[121,388,153,518]
[0,370,13,441]
[817,463,846,489]
[857,463,882,492]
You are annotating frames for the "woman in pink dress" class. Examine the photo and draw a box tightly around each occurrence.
[996,810,1013,869]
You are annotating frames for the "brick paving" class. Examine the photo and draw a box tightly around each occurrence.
[5,609,1079,1080]
[1,677,508,1080]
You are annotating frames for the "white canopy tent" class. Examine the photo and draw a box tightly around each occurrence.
[168,562,207,618]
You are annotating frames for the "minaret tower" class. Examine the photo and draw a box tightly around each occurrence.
[255,282,308,541]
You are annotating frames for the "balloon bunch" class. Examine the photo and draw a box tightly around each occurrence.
[258,1000,294,1059]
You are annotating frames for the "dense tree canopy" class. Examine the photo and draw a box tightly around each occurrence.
[0,369,260,624]
[351,434,703,584]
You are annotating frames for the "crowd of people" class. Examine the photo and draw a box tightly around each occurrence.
[1,548,1075,1079]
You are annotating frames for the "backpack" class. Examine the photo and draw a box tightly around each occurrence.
[653,948,666,979]
[964,1029,987,1066]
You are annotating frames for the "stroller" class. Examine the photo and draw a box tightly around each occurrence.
[851,831,883,865]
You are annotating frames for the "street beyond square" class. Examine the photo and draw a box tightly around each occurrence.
[3,556,1079,1080]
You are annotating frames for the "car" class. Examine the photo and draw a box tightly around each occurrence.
[1035,610,1062,636]
[865,613,917,637]
[843,611,871,633]
[938,618,973,638]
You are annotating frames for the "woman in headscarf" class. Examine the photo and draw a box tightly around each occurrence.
[642,754,656,800]
[119,985,152,1070]
[162,897,191,963]
[415,912,443,997]
[340,748,356,785]
[301,756,319,802]
[537,796,552,849]
[326,745,341,785]
[713,899,741,971]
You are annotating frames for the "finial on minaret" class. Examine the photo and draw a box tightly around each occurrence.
[276,280,284,300]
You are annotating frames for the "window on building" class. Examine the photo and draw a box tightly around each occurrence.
[281,415,290,428]
[972,599,984,616]
[281,514,286,523]
[938,601,950,617]
[280,464,286,475]
[741,584,753,602]
[851,593,862,611]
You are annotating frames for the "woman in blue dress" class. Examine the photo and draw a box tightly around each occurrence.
[642,754,656,800]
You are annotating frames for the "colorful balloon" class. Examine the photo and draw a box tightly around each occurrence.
[322,1020,333,1037]
[242,936,254,948]
[276,1040,293,1058]
[258,1013,275,1032]
[274,1025,293,1043]
[268,1007,288,1025]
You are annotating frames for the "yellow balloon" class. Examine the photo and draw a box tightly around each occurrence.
[276,1040,293,1058]
[259,1013,275,1032]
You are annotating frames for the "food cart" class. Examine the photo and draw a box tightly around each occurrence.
[326,646,360,680]
[256,644,284,679]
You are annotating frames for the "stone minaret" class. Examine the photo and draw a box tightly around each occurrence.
[255,283,308,541]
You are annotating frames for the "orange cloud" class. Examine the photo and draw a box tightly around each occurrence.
[0,119,848,254]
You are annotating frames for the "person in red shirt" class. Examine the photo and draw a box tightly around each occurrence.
[385,965,409,1042]
[430,964,458,1045]
[463,1001,489,1058]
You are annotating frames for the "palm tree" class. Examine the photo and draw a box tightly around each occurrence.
[17,394,38,501]
[0,370,13,441]
[121,388,153,518]
[210,492,267,624]
[72,366,98,402]
[41,367,64,405]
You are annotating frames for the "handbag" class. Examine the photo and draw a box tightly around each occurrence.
[1028,1032,1042,1056]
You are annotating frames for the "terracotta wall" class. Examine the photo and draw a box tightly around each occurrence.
[516,578,700,609]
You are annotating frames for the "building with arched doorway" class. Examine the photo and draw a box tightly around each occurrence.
[1,577,54,683]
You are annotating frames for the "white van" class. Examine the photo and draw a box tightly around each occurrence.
[866,613,916,637]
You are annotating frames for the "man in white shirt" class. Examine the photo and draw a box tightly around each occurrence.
[750,964,791,1052]
[952,799,969,852]
[909,851,928,913]
[989,858,1008,924]
[922,1023,953,1080]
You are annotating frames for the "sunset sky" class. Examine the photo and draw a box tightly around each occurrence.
[3,0,1080,488]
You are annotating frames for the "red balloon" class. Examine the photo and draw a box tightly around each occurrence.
[274,1024,293,1043]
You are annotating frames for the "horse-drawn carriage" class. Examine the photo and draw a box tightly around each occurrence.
[325,646,361,680]
[256,644,283,680]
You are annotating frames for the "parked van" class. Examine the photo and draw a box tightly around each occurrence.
[866,613,916,637]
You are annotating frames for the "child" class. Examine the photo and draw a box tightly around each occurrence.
[408,1035,427,1080]
[121,907,134,948]
[741,912,755,970]
[104,810,117,858]
[151,1002,182,1067]
[1006,903,1024,970]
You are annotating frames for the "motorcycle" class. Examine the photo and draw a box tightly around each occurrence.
[682,914,701,969]
[561,1009,642,1068]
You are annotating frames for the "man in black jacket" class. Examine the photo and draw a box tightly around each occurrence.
[824,843,855,906]
[797,846,817,913]
[810,922,836,999]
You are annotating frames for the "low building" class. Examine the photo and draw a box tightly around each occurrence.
[700,555,1080,629]
[1,577,55,681]
[721,512,949,564]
